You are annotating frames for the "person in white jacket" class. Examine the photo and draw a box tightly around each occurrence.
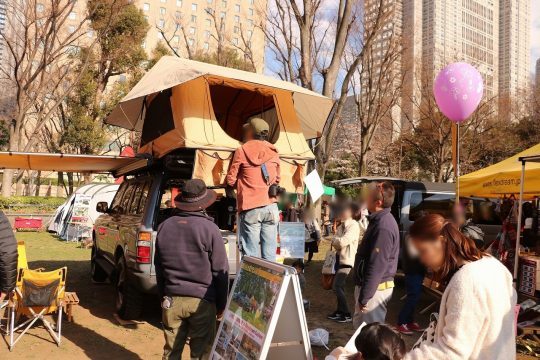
[327,202,361,323]
[404,214,517,360]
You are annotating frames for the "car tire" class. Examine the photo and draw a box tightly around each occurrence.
[115,256,143,320]
[90,245,108,283]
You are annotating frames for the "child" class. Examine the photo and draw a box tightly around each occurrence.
[291,259,309,310]
[326,323,406,360]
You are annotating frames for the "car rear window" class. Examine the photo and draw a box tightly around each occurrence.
[409,192,454,221]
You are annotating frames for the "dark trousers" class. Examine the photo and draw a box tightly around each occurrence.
[333,267,351,315]
[397,273,424,325]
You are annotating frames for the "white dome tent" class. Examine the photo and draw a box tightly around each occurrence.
[48,183,119,240]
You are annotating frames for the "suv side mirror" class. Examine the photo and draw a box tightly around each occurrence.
[96,202,109,213]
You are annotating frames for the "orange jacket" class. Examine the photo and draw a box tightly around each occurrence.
[226,140,280,212]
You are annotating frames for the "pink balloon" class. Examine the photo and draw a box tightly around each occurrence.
[433,62,483,123]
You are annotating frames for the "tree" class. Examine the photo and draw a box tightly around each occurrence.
[262,0,390,181]
[34,0,148,193]
[329,21,404,176]
[155,4,256,71]
[0,0,100,196]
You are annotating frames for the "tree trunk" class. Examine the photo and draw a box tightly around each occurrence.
[1,170,13,197]
[57,172,65,197]
[35,171,41,196]
[15,171,24,196]
[67,172,74,195]
[83,172,92,184]
[2,122,19,197]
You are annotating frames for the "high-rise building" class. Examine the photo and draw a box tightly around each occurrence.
[0,0,6,62]
[62,0,267,73]
[499,0,530,99]
[422,0,499,98]
[362,0,531,129]
[136,0,266,72]
[536,58,540,89]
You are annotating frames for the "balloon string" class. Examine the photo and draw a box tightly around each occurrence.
[456,123,460,202]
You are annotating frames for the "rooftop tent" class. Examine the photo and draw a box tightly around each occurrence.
[105,56,333,140]
[459,143,540,199]
[105,57,334,193]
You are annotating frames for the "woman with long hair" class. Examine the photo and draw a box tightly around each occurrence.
[404,214,516,360]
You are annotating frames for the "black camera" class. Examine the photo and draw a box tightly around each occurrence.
[268,184,285,197]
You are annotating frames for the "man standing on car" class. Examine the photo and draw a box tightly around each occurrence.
[155,179,229,360]
[226,117,280,261]
[353,181,400,328]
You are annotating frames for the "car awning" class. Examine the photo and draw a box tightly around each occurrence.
[0,152,149,177]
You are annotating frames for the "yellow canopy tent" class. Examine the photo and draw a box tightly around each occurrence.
[459,143,540,199]
[105,57,334,193]
[460,144,540,278]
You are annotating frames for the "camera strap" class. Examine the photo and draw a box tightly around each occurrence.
[261,163,271,185]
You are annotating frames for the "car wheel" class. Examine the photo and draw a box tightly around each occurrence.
[115,256,143,320]
[90,245,108,283]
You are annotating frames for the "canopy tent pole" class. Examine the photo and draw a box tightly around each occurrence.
[513,160,525,280]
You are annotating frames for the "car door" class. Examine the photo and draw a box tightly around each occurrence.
[121,179,151,266]
[95,182,127,263]
[105,182,136,261]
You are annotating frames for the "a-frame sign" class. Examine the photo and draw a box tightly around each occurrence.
[211,256,311,360]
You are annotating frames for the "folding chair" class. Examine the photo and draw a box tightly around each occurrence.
[17,240,29,269]
[0,241,29,334]
[7,267,67,350]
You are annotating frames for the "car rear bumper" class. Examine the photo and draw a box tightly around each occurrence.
[127,269,158,294]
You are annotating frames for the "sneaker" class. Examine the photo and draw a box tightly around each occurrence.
[407,322,425,332]
[336,314,352,323]
[327,311,341,320]
[395,324,413,335]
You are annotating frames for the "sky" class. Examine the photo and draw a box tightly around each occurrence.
[532,0,540,75]
[264,1,540,79]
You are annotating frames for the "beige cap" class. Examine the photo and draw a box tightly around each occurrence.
[244,117,269,135]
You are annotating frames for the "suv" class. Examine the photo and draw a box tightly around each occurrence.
[91,151,238,319]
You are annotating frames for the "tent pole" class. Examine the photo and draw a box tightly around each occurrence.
[513,160,525,280]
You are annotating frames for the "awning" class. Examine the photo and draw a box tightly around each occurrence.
[0,152,148,177]
[459,143,540,199]
[105,56,334,140]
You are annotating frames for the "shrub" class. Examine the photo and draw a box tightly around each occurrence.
[0,196,66,213]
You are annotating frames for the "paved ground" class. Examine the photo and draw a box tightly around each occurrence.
[0,233,434,359]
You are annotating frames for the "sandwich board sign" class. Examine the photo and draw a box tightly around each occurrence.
[211,256,311,360]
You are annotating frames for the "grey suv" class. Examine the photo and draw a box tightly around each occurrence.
[91,151,237,319]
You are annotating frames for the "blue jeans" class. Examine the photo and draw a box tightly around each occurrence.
[238,203,279,261]
[397,273,424,325]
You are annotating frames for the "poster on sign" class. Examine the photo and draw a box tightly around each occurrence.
[211,257,311,360]
[279,222,305,259]
[69,194,92,224]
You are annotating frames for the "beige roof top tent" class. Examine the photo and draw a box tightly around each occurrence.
[104,56,334,192]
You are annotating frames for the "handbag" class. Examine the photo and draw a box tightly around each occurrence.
[321,247,337,290]
[321,273,334,290]
[413,313,439,349]
[322,248,337,275]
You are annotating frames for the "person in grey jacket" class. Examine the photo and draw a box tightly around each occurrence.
[353,182,399,328]
[0,210,17,301]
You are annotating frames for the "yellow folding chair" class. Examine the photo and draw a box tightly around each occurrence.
[17,241,29,270]
[7,267,67,350]
[0,241,27,333]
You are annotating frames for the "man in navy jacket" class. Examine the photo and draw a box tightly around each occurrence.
[352,181,400,328]
[155,179,229,360]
